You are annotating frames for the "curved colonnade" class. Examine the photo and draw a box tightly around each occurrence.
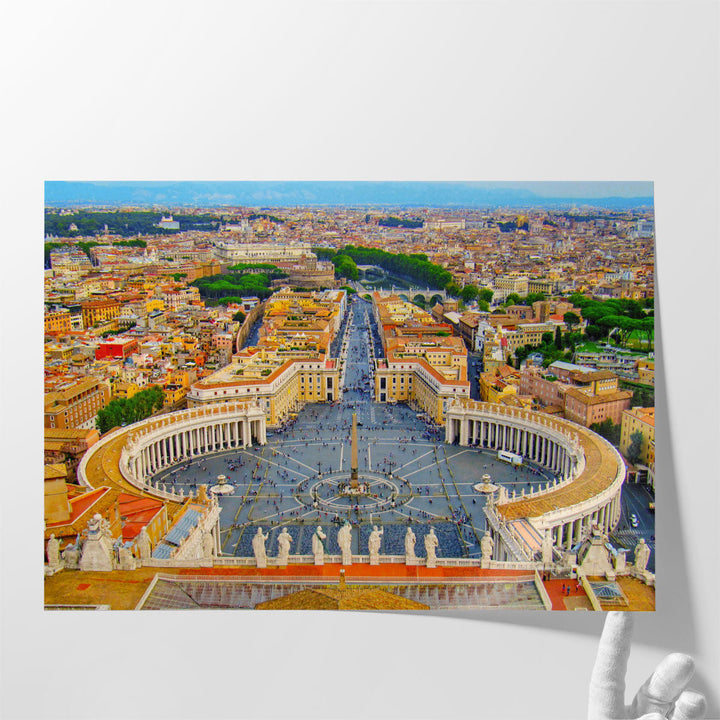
[445,400,625,555]
[78,401,267,504]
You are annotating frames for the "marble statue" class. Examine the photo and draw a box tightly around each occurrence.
[137,526,151,561]
[404,527,417,565]
[368,525,384,565]
[312,526,326,565]
[86,513,102,537]
[202,530,214,559]
[118,544,137,571]
[480,531,494,566]
[633,538,651,572]
[252,528,268,568]
[277,527,293,565]
[62,542,80,570]
[46,534,61,569]
[337,521,353,565]
[424,527,439,568]
[79,513,115,572]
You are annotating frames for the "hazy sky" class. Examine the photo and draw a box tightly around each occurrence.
[45,181,654,208]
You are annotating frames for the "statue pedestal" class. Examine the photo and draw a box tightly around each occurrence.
[314,556,324,566]
[79,537,114,572]
[405,555,417,566]
[369,553,379,566]
[256,558,267,569]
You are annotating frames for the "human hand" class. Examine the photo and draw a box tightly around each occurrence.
[588,612,706,720]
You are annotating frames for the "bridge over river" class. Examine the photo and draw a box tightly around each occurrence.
[355,266,447,304]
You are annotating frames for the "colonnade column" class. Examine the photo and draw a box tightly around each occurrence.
[460,418,469,446]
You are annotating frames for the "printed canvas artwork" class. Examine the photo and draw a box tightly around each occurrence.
[43,181,655,611]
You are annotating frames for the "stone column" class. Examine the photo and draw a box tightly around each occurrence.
[459,417,469,446]
[243,419,251,447]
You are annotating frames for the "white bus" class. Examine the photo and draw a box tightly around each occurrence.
[497,450,523,466]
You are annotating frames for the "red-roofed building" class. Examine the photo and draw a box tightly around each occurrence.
[95,338,139,361]
[116,493,168,546]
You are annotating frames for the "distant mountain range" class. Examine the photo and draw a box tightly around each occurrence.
[45,181,654,210]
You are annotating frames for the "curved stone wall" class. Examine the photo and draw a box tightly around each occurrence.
[78,401,267,504]
[445,400,625,552]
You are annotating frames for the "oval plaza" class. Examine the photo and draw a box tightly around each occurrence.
[70,292,651,611]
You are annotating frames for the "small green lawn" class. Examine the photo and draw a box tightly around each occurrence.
[575,342,602,353]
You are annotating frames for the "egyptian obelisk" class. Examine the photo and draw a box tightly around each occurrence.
[350,411,359,488]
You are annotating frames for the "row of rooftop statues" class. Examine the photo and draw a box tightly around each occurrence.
[251,521,450,568]
[45,513,216,573]
[47,513,652,577]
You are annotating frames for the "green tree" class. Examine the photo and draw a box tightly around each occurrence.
[555,326,564,349]
[232,310,246,323]
[638,317,654,349]
[590,418,621,446]
[460,284,479,303]
[505,293,521,306]
[563,311,581,331]
[523,292,546,306]
[332,254,359,281]
[445,281,461,297]
[626,430,644,465]
[585,324,606,341]
[96,385,165,434]
[311,247,337,261]
[479,288,494,304]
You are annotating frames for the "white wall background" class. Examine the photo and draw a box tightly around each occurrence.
[1,2,717,718]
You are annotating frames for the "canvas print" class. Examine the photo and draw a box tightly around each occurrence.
[43,181,656,611]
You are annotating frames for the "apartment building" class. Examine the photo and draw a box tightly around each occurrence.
[44,377,111,430]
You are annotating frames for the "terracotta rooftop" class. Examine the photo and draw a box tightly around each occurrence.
[45,486,113,541]
[564,388,633,405]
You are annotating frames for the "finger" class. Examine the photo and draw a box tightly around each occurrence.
[670,690,707,720]
[637,714,666,720]
[631,653,695,718]
[588,612,634,720]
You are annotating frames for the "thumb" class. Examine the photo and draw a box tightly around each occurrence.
[638,715,666,720]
